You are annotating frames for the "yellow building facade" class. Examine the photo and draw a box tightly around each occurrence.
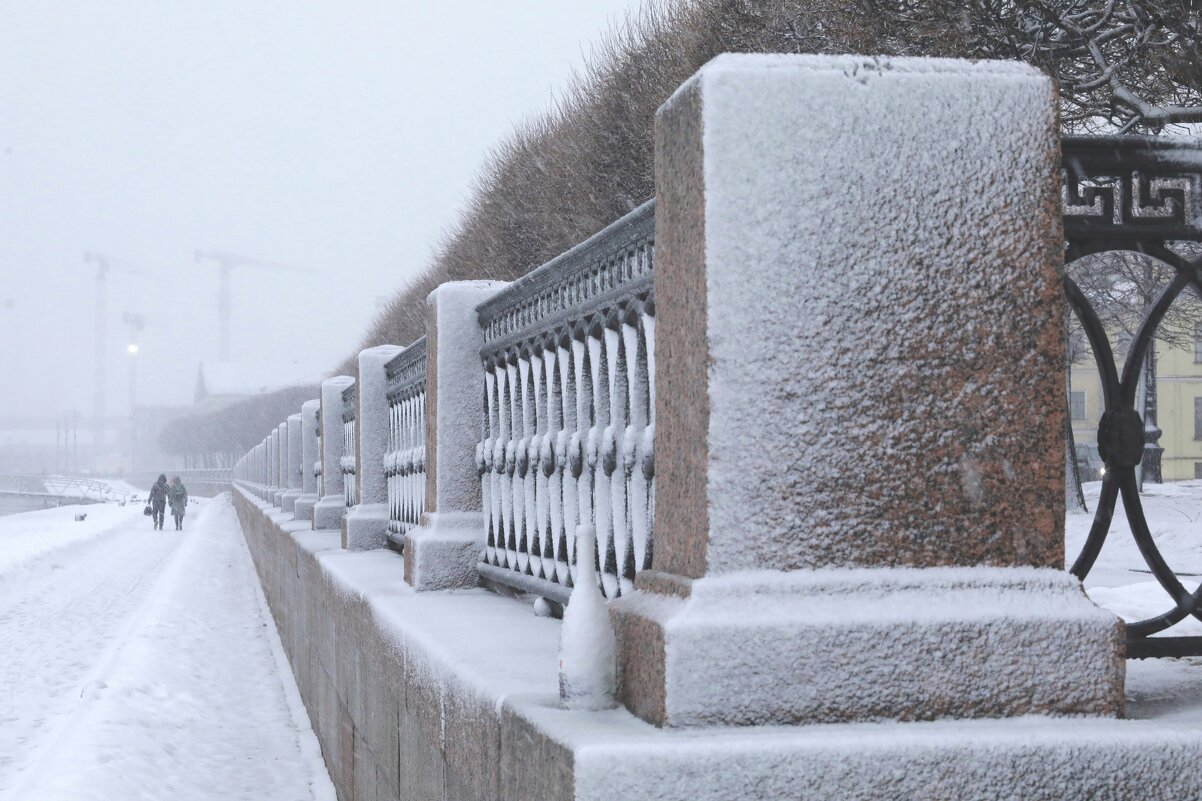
[1070,335,1202,481]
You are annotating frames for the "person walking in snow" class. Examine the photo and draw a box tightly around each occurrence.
[148,474,168,530]
[168,476,188,531]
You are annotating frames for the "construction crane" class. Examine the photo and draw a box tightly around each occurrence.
[194,250,308,362]
[83,252,145,455]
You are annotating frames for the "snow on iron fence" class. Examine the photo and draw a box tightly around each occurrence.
[474,200,655,604]
[384,338,427,550]
[341,383,357,508]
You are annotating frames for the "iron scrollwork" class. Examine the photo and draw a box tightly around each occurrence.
[1062,134,1202,658]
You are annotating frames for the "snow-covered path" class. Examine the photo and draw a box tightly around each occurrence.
[0,495,334,801]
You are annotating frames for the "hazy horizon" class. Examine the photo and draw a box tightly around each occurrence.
[0,0,644,442]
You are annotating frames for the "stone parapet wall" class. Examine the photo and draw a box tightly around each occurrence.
[233,484,1202,801]
[233,486,558,801]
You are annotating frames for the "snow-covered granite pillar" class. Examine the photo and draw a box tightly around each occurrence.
[273,422,288,507]
[294,399,321,522]
[343,345,403,550]
[314,376,355,530]
[610,54,1123,728]
[267,430,280,505]
[256,442,266,498]
[260,440,269,499]
[251,444,260,496]
[282,414,303,513]
[405,281,505,590]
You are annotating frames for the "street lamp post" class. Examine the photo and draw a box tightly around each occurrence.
[128,342,138,471]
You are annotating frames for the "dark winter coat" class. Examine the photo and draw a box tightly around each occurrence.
[168,482,188,516]
[149,477,168,509]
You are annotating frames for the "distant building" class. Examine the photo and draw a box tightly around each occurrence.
[1071,333,1202,482]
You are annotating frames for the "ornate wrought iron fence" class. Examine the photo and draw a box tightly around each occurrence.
[1062,133,1202,658]
[341,383,357,508]
[385,338,427,552]
[475,200,656,605]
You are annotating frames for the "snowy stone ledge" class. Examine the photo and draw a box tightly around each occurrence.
[234,486,1202,801]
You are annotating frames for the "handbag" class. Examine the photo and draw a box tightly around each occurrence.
[143,505,153,516]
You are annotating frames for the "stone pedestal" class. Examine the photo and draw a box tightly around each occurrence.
[282,414,303,513]
[273,422,289,508]
[314,376,355,531]
[294,399,321,522]
[610,54,1123,728]
[257,441,268,500]
[267,428,280,506]
[405,281,505,590]
[344,345,403,551]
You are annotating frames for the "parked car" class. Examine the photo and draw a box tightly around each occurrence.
[1075,444,1105,482]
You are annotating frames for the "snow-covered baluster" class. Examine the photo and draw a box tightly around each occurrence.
[341,386,357,508]
[482,368,499,564]
[570,335,591,586]
[603,320,628,596]
[554,341,575,586]
[473,200,654,604]
[586,327,614,596]
[541,344,562,584]
[636,308,655,573]
[415,393,426,524]
[386,397,397,537]
[380,341,427,548]
[530,348,549,580]
[499,359,518,570]
[516,354,535,576]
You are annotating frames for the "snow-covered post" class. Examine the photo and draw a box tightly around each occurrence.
[273,422,288,507]
[343,345,402,550]
[404,281,504,590]
[266,430,279,504]
[610,54,1123,728]
[314,376,355,530]
[294,399,321,522]
[281,414,303,513]
[258,440,268,499]
[252,443,261,496]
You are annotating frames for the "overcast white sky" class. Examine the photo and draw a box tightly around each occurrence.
[0,0,645,425]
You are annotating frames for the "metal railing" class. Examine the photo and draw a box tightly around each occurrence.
[1062,134,1202,658]
[475,200,655,604]
[385,338,427,551]
[341,383,357,508]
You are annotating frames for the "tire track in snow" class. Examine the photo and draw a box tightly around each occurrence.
[0,507,183,794]
[5,495,334,801]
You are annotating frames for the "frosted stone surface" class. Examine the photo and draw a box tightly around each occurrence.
[343,346,401,551]
[654,54,1066,577]
[282,414,303,513]
[356,345,402,506]
[403,281,504,590]
[425,281,505,512]
[294,399,321,522]
[273,423,288,507]
[314,376,354,530]
[612,567,1123,727]
[611,53,1121,730]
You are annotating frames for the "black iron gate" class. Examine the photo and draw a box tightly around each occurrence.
[1062,133,1202,658]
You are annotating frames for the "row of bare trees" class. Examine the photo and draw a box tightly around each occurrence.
[168,0,1201,468]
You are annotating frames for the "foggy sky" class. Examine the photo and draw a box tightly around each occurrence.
[0,0,644,425]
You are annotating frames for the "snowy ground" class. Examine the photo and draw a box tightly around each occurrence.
[1067,479,1202,719]
[0,495,334,801]
[2,481,1202,799]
